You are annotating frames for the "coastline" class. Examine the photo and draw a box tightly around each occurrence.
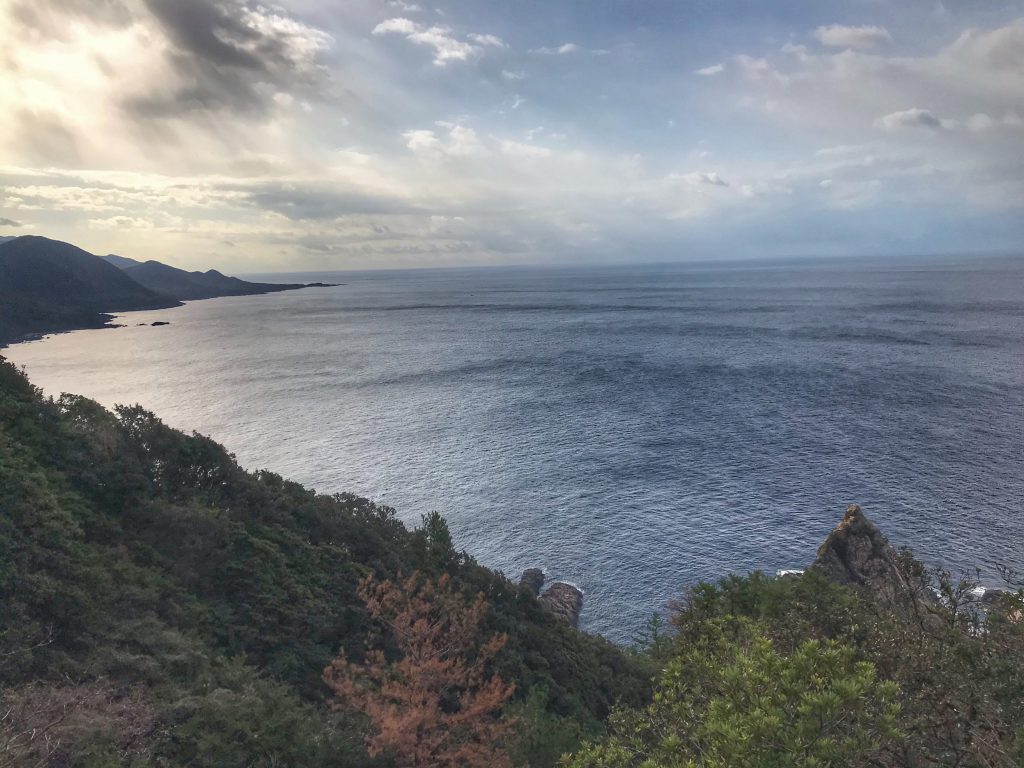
[0,282,337,349]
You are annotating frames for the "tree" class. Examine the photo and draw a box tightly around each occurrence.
[324,572,516,768]
[565,619,902,768]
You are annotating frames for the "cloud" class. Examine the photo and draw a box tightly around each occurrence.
[2,3,1023,267]
[467,33,506,48]
[705,18,1024,212]
[373,17,502,65]
[682,172,729,186]
[500,140,552,159]
[241,183,419,220]
[8,0,134,37]
[531,43,580,55]
[874,108,947,131]
[0,217,22,227]
[126,0,332,118]
[814,24,893,49]
[12,111,80,166]
[695,63,724,76]
[388,0,422,11]
[403,124,488,158]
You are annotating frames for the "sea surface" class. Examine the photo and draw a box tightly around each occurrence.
[6,257,1024,642]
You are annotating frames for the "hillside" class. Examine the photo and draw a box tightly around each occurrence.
[116,258,306,300]
[0,357,651,767]
[101,254,142,269]
[0,236,334,347]
[0,236,180,345]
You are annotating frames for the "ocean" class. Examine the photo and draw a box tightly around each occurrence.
[5,257,1023,643]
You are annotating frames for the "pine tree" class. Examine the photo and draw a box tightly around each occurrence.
[324,572,515,768]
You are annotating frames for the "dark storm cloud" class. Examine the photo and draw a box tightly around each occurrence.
[143,0,268,71]
[126,0,329,118]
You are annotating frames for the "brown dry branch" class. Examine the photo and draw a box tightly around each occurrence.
[324,572,515,768]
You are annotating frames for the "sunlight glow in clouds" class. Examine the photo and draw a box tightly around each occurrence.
[0,0,1022,270]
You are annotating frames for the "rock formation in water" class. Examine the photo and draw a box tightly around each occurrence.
[520,568,545,597]
[811,503,936,618]
[520,569,585,627]
[540,582,585,628]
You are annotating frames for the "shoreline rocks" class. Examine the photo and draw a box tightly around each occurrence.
[540,582,585,628]
[519,568,585,628]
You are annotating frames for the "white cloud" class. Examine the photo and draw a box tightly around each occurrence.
[681,171,729,187]
[695,63,725,76]
[467,33,506,48]
[531,43,580,55]
[403,129,441,153]
[372,17,502,65]
[373,17,418,35]
[874,108,947,131]
[814,24,893,49]
[702,18,1024,214]
[734,55,776,81]
[445,125,486,156]
[403,124,486,157]
[500,140,552,159]
[965,112,997,132]
[501,69,525,81]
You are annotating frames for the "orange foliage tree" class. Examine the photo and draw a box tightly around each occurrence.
[323,572,516,768]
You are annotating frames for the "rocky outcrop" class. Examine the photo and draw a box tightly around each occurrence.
[519,569,585,627]
[540,582,584,628]
[811,504,936,617]
[520,568,545,597]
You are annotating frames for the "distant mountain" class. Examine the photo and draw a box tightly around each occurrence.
[117,258,307,301]
[0,236,17,246]
[102,253,142,269]
[1,236,336,346]
[0,236,180,345]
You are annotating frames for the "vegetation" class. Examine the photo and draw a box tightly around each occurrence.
[325,573,516,767]
[567,570,1024,767]
[0,357,649,766]
[2,353,1022,766]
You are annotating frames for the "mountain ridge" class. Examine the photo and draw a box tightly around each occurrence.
[0,236,334,346]
[0,236,180,346]
[113,257,309,300]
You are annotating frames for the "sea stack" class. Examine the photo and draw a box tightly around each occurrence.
[811,503,935,616]
[540,582,584,628]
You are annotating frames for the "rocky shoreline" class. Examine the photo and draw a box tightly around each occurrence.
[519,568,585,628]
[527,503,1013,630]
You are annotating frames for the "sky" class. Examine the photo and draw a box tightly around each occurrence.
[0,0,1023,272]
